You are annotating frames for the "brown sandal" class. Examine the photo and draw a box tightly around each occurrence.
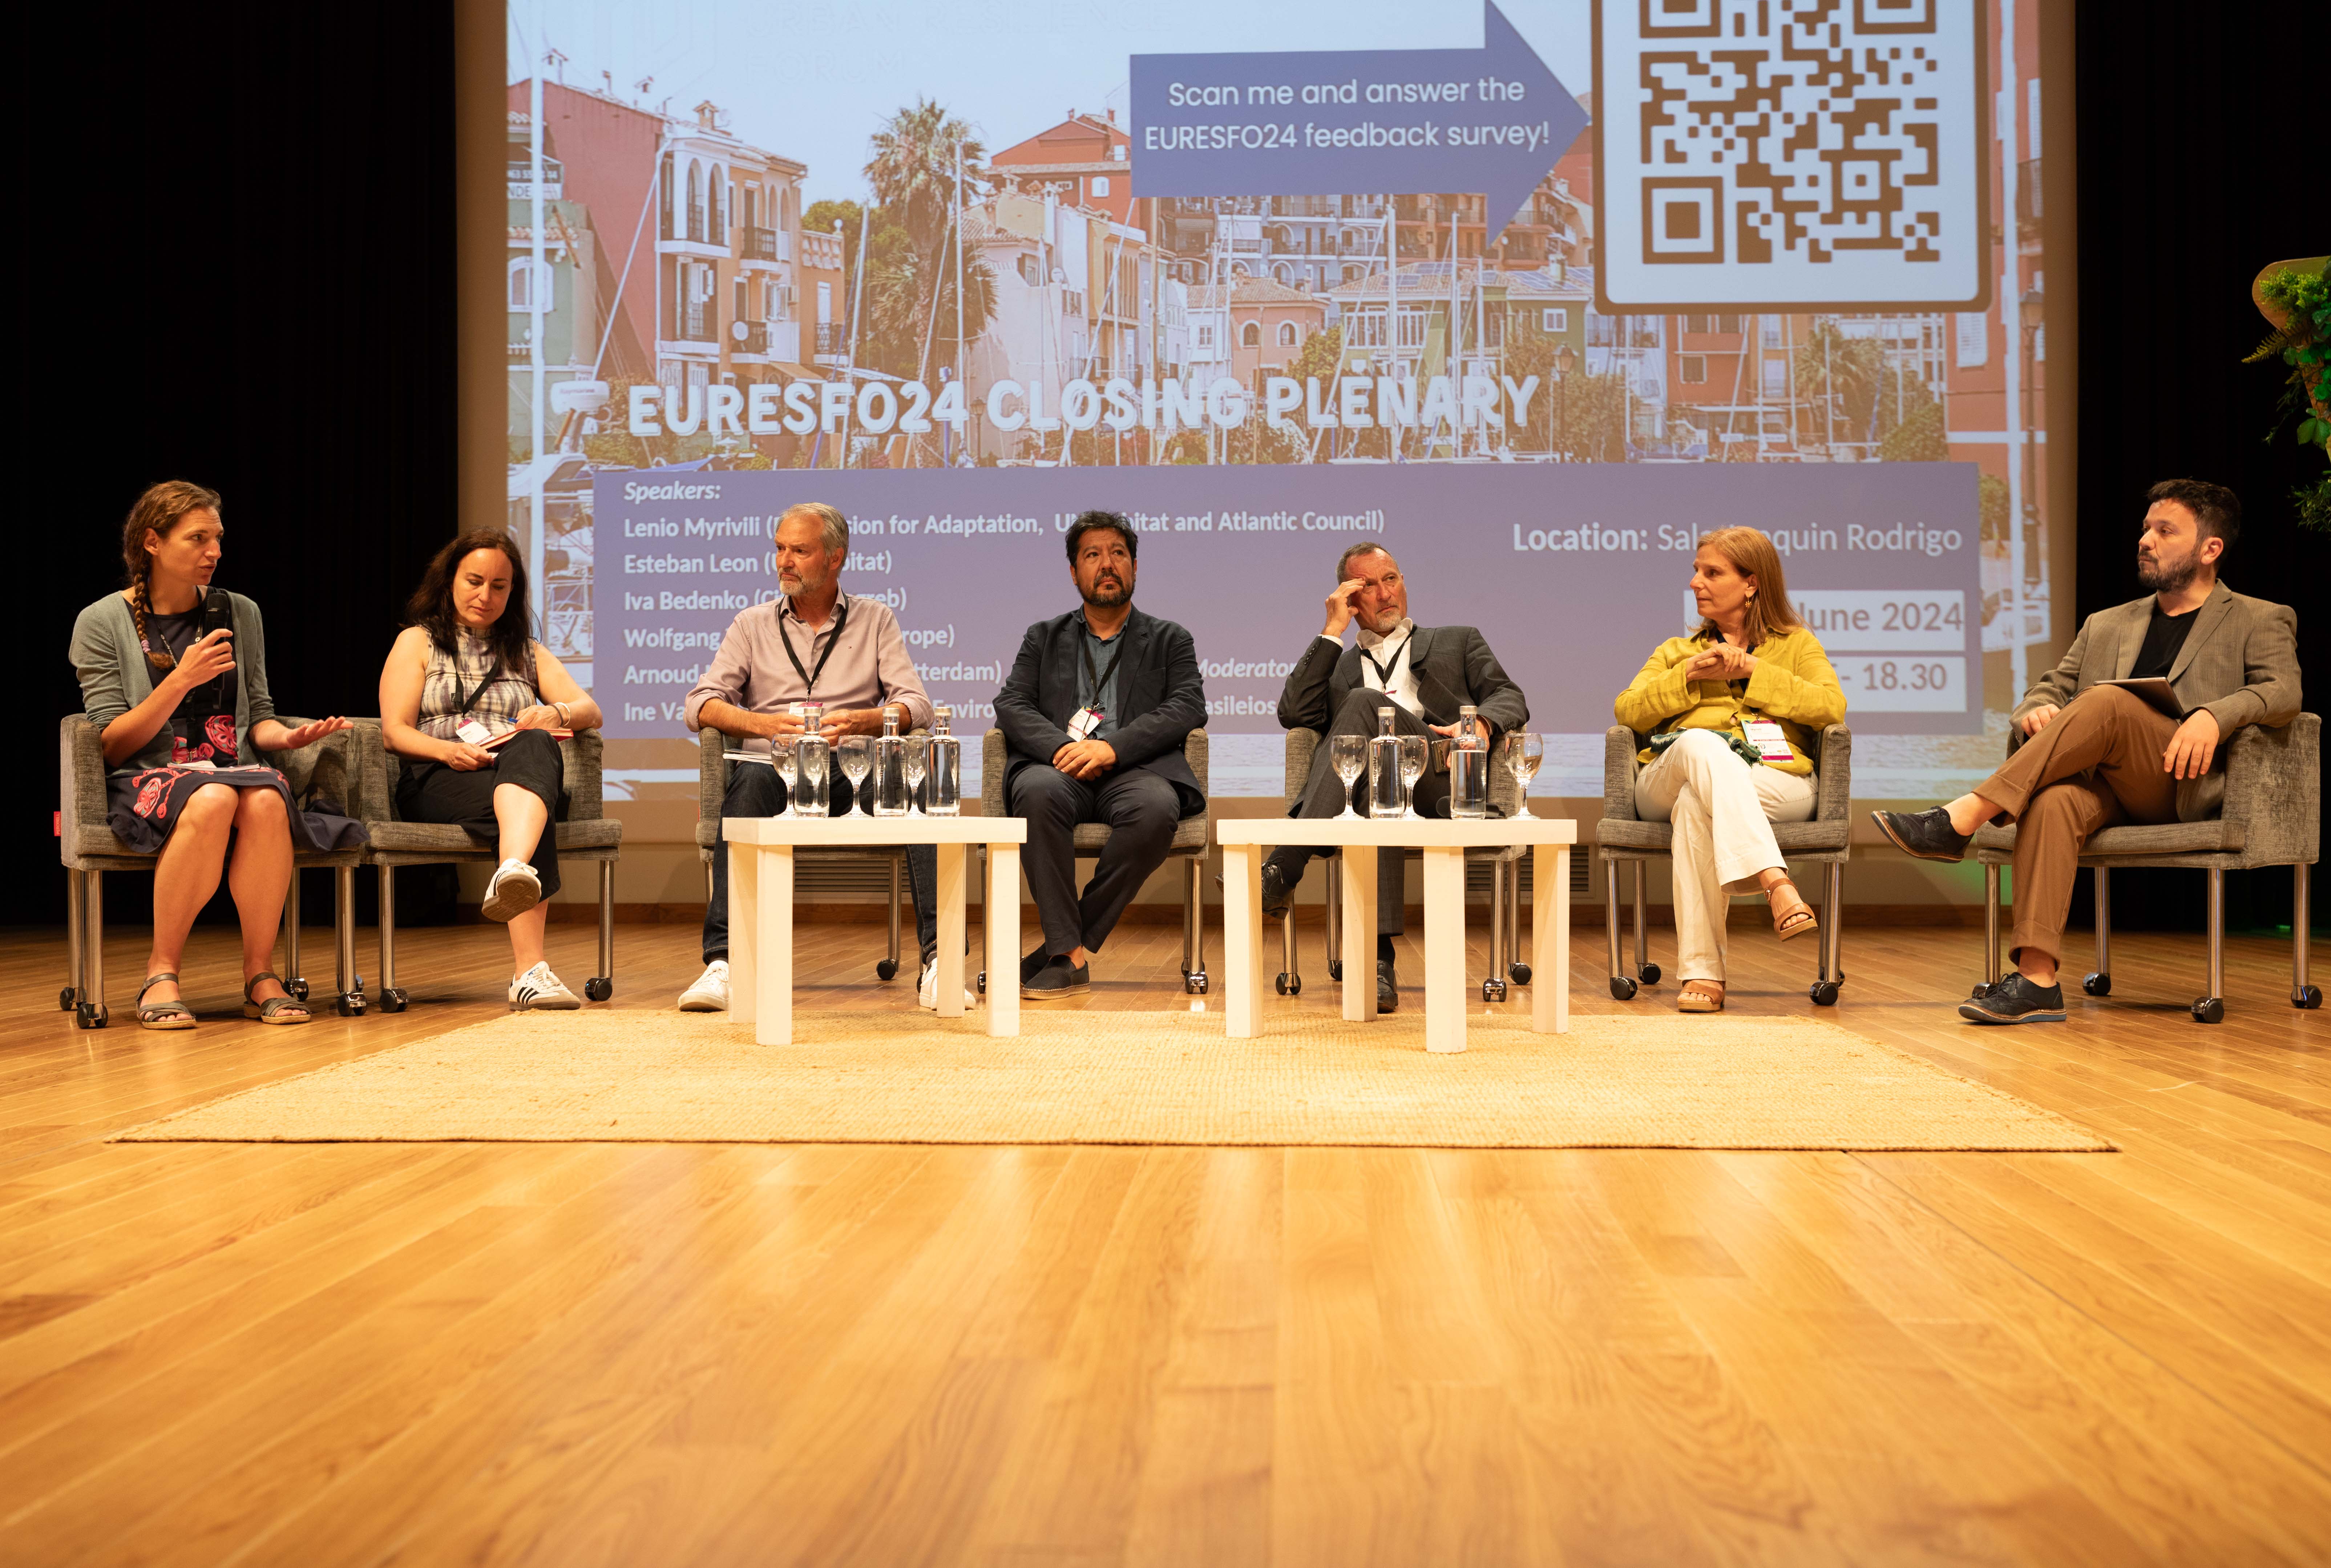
[1767,881,1819,942]
[1678,981,1725,1013]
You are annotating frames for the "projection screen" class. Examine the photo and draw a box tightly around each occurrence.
[497,0,2071,819]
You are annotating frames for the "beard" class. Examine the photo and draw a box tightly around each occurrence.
[1081,575,1130,609]
[2136,550,2198,593]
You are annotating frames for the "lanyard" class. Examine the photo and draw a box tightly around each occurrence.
[1081,626,1126,708]
[452,650,505,715]
[1360,631,1409,690]
[777,596,849,696]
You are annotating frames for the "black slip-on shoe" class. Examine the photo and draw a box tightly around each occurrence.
[1020,947,1053,985]
[1871,807,1972,863]
[1376,959,1400,1013]
[1958,973,2067,1025]
[1021,954,1091,999]
[1259,861,1294,919]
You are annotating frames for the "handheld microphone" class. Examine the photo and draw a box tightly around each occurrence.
[197,589,235,710]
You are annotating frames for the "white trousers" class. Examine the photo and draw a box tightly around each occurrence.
[1634,730,1816,983]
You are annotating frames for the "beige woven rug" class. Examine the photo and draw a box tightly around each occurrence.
[116,1009,2106,1151]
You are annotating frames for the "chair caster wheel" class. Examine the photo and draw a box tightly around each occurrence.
[584,978,613,1002]
[1482,979,1507,1003]
[1809,980,1842,1006]
[1508,962,1531,986]
[379,988,408,1014]
[1638,963,1661,986]
[59,986,76,1011]
[1610,976,1638,1001]
[337,994,367,1017]
[875,959,899,981]
[2296,985,2323,1010]
[75,1002,108,1029]
[1275,973,1298,995]
[1328,959,1343,982]
[2081,972,2111,997]
[977,971,987,995]
[1186,971,1209,995]
[2191,997,2224,1025]
[288,977,311,1001]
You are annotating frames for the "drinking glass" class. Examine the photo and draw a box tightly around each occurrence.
[770,737,799,817]
[837,736,873,814]
[901,736,929,812]
[1330,733,1367,819]
[1397,735,1427,818]
[1503,731,1544,819]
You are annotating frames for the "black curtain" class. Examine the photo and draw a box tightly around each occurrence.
[19,5,457,928]
[2073,0,2331,936]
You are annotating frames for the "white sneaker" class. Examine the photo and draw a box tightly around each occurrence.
[481,858,542,922]
[509,962,581,1010]
[678,959,731,1012]
[917,958,978,1011]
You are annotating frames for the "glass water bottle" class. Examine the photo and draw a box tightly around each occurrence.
[1449,703,1489,819]
[924,706,961,815]
[1367,704,1406,820]
[793,701,831,816]
[872,710,910,817]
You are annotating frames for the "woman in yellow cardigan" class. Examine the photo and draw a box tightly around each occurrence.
[1613,526,1846,1012]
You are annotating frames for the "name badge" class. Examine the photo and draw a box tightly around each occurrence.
[456,719,493,746]
[1067,706,1106,741]
[1742,719,1794,764]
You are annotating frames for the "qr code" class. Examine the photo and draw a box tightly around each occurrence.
[1593,0,1987,311]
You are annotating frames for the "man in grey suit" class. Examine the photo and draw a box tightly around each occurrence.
[1874,478,2302,1024]
[1263,539,1529,1010]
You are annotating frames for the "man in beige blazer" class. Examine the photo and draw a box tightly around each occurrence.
[1874,478,2301,1023]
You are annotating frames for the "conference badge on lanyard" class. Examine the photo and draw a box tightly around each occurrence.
[1067,706,1107,741]
[1741,719,1794,764]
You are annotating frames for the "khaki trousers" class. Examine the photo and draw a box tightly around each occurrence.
[1635,730,1816,984]
[1977,686,2180,965]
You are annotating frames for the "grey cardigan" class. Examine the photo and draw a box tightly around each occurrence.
[69,590,278,775]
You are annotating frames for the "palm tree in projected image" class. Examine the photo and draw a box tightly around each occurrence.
[864,98,999,462]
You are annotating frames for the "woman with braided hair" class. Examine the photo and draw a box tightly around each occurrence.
[68,482,363,1029]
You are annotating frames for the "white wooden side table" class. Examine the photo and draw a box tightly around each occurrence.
[724,815,1029,1045]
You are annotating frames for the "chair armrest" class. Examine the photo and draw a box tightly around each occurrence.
[1184,728,1209,794]
[1603,727,1640,823]
[1285,728,1319,804]
[562,730,606,819]
[346,719,392,822]
[262,716,356,809]
[982,728,1007,816]
[700,726,727,825]
[1813,723,1853,824]
[2221,713,2320,866]
[59,716,109,857]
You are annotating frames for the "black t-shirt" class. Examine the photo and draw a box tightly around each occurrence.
[2128,600,2200,680]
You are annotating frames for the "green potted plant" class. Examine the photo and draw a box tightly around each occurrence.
[2245,255,2331,529]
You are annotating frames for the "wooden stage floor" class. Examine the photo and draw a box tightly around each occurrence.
[3,914,2328,1565]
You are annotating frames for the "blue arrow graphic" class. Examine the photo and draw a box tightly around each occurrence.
[1130,1,1588,245]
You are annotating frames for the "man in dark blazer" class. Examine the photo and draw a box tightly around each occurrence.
[996,511,1207,998]
[1267,538,1529,1009]
[1875,478,2301,1025]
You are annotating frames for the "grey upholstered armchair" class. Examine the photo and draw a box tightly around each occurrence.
[979,726,1212,994]
[1276,728,1530,1002]
[58,715,365,1027]
[351,719,623,1011]
[1971,712,2320,1022]
[1595,723,1853,1005]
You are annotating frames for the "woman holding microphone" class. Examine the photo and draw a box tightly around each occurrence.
[380,530,602,1009]
[1613,526,1846,1012]
[69,481,360,1029]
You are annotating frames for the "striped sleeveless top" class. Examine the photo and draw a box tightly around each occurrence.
[415,631,540,743]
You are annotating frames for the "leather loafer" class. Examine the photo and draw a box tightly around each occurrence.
[1375,959,1400,1013]
[1259,861,1294,919]
[1870,807,1972,863]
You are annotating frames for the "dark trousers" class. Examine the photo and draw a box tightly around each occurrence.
[396,727,566,896]
[1977,685,2181,965]
[1009,764,1183,958]
[702,759,939,965]
[1268,688,1449,935]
